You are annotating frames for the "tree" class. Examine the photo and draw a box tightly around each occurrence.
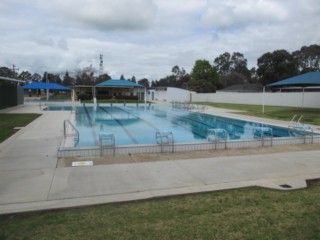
[250,67,258,83]
[220,72,248,87]
[138,78,149,88]
[18,71,32,81]
[63,71,75,86]
[42,72,62,84]
[189,59,219,93]
[75,65,96,85]
[31,73,42,82]
[171,65,189,88]
[257,50,298,85]
[214,52,251,87]
[292,44,320,73]
[214,52,231,76]
[96,73,111,84]
[131,76,136,83]
[230,52,251,80]
[120,74,125,80]
[0,67,15,78]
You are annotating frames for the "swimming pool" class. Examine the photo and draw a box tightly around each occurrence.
[49,104,302,147]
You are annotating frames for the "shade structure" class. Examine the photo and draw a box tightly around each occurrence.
[266,72,320,88]
[263,72,320,112]
[21,82,71,90]
[96,79,144,88]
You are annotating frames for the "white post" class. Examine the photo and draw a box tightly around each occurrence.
[144,87,147,105]
[262,86,265,114]
[46,73,49,101]
[301,87,305,109]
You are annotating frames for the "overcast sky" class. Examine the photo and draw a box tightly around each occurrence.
[1,0,320,80]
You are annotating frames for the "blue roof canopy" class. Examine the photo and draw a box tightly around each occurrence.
[266,72,320,88]
[21,82,71,90]
[96,79,144,88]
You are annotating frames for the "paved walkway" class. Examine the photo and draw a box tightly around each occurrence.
[1,103,320,214]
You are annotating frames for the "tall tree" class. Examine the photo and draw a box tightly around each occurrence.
[63,71,75,86]
[230,52,251,80]
[257,50,298,85]
[96,73,111,84]
[31,73,42,82]
[292,44,320,73]
[120,74,125,80]
[138,78,149,88]
[214,52,231,76]
[131,76,136,83]
[75,65,96,85]
[18,71,32,81]
[172,65,190,89]
[42,72,62,84]
[214,52,251,87]
[189,59,219,93]
[0,67,15,78]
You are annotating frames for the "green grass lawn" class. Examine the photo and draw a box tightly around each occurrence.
[1,180,320,239]
[0,113,41,143]
[197,102,320,126]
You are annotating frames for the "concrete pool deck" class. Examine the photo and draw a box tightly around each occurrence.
[0,102,320,214]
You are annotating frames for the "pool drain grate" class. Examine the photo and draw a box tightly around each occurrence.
[279,184,292,189]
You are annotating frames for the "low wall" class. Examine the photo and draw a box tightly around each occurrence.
[191,92,320,108]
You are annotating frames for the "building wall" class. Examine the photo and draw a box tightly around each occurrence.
[0,86,24,107]
[153,87,193,102]
[191,92,320,108]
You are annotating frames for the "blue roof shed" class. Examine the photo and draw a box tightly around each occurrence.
[21,82,71,90]
[266,72,320,87]
[96,79,144,88]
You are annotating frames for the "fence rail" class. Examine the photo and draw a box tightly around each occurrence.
[57,135,320,158]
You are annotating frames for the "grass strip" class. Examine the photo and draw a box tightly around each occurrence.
[1,180,320,239]
[197,102,320,126]
[0,113,41,143]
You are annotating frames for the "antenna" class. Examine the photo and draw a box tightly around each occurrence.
[99,54,104,76]
[12,64,19,77]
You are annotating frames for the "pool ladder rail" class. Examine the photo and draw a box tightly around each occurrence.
[99,132,115,156]
[207,128,227,149]
[253,127,273,147]
[156,131,174,153]
[63,120,79,145]
[288,115,314,143]
[290,115,304,126]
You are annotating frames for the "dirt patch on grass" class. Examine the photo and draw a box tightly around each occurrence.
[57,143,320,168]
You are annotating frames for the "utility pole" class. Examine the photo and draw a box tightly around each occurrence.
[12,64,19,77]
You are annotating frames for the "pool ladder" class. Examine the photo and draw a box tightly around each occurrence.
[253,127,273,147]
[99,132,115,156]
[289,115,314,144]
[63,120,79,145]
[207,128,227,149]
[156,131,174,153]
[290,115,304,126]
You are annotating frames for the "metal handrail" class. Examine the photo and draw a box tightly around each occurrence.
[207,128,228,149]
[156,131,174,153]
[253,127,273,146]
[63,120,79,141]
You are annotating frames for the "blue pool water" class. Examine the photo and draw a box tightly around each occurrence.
[48,104,300,147]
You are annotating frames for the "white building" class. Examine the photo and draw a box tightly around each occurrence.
[147,87,195,102]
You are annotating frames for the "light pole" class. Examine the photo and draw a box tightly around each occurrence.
[46,73,49,101]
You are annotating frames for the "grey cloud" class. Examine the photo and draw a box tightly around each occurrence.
[50,0,157,31]
[201,0,288,29]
